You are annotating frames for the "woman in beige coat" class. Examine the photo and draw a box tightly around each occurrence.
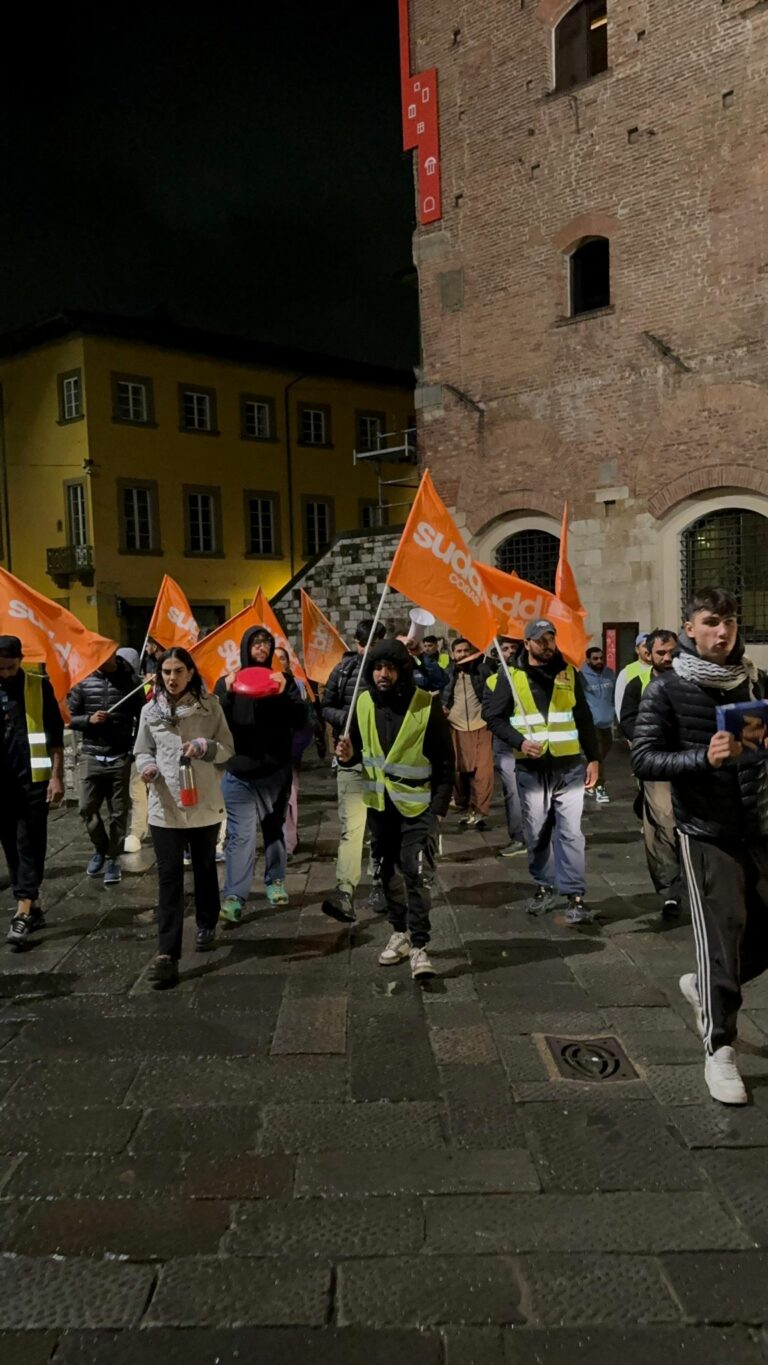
[134,648,234,988]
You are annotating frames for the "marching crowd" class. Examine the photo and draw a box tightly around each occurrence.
[1,582,768,1105]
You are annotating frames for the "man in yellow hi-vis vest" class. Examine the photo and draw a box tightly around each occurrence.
[336,639,454,980]
[484,619,600,924]
[0,636,64,950]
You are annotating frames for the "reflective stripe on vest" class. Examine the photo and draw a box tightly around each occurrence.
[357,687,433,817]
[640,667,653,695]
[509,664,580,757]
[24,670,52,781]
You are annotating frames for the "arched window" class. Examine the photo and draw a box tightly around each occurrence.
[570,237,610,315]
[496,529,559,591]
[555,0,608,92]
[682,508,768,643]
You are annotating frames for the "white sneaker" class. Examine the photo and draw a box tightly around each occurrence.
[705,1046,748,1105]
[123,835,141,854]
[378,931,411,965]
[410,946,435,979]
[595,786,610,805]
[679,973,705,1038]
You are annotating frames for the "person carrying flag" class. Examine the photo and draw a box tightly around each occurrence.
[0,636,64,949]
[335,639,454,979]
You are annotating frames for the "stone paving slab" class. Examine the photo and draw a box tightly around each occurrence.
[145,1257,330,1327]
[423,1191,750,1253]
[2,757,768,1351]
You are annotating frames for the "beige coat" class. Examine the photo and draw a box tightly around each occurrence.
[134,693,234,829]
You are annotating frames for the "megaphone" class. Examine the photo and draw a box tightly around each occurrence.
[406,607,435,648]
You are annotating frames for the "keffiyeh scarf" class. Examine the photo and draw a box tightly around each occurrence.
[672,651,758,693]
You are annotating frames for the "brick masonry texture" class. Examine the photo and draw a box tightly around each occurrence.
[405,0,768,636]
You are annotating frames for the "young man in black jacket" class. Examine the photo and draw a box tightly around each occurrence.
[632,587,768,1105]
[216,626,307,920]
[483,620,599,923]
[336,640,454,978]
[321,618,385,922]
[67,650,144,886]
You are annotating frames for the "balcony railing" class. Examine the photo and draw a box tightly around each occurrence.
[46,544,95,584]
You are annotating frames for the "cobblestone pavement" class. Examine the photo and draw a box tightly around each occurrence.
[2,755,768,1363]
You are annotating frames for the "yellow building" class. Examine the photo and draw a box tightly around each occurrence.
[0,312,416,645]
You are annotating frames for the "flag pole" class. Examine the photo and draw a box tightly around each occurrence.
[106,679,147,714]
[342,584,390,739]
[494,636,517,693]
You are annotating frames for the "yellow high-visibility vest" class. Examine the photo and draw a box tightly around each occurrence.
[357,687,432,818]
[509,664,580,758]
[23,668,52,782]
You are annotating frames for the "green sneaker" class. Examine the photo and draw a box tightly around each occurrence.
[266,880,289,906]
[219,895,244,924]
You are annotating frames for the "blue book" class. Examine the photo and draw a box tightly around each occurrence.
[715,700,768,762]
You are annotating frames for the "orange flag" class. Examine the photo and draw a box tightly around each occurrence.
[476,561,589,668]
[386,470,497,651]
[300,590,348,685]
[252,588,316,700]
[191,604,263,691]
[0,566,116,702]
[147,575,199,651]
[555,502,587,617]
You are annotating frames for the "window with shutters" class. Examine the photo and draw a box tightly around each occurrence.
[58,370,83,423]
[555,0,608,92]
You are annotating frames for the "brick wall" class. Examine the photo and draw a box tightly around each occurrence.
[409,0,768,637]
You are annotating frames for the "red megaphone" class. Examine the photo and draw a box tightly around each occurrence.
[231,667,282,699]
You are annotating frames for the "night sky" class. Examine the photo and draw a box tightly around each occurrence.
[2,2,418,368]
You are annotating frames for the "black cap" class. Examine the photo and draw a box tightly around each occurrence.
[524,619,556,642]
[0,635,23,659]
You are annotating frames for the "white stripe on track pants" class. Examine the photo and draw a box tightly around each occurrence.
[679,832,768,1053]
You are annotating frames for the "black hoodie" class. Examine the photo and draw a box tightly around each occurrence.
[215,627,307,779]
[343,640,455,816]
[482,645,598,770]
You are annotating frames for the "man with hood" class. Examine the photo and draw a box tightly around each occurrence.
[334,639,454,979]
[215,626,307,920]
[0,636,64,949]
[67,648,144,885]
[632,588,768,1105]
[483,619,599,923]
[321,617,385,923]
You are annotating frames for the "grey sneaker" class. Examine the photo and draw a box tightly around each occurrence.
[410,946,435,979]
[321,888,356,924]
[378,931,411,965]
[500,840,527,858]
[564,895,594,925]
[527,885,557,916]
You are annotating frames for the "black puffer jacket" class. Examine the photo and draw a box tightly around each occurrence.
[631,631,768,842]
[67,658,144,758]
[322,651,362,740]
[215,626,306,779]
[440,656,489,710]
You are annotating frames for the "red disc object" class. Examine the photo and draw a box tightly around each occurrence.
[232,667,281,698]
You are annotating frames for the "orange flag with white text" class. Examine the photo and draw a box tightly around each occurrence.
[300,590,348,685]
[476,561,589,668]
[555,502,587,618]
[0,567,116,702]
[252,588,316,700]
[191,605,263,691]
[386,470,497,651]
[147,575,199,651]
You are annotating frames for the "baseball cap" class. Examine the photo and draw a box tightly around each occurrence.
[635,632,648,647]
[524,619,556,642]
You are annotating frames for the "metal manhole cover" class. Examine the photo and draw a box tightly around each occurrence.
[543,1035,638,1083]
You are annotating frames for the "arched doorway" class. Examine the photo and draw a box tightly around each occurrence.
[495,528,560,591]
[681,507,768,643]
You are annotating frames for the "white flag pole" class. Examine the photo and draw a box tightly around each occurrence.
[106,679,147,714]
[342,583,390,739]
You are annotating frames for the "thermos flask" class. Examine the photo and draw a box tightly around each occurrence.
[178,755,199,808]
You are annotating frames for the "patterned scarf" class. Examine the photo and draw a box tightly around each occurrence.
[672,650,757,693]
[152,689,206,724]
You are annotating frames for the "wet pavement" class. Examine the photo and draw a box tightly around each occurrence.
[2,753,768,1363]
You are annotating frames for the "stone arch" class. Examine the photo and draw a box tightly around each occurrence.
[649,465,768,521]
[471,508,562,567]
[536,0,584,29]
[552,211,619,253]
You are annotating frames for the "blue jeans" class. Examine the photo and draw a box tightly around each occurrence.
[222,767,291,901]
[516,761,586,896]
[493,740,524,842]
